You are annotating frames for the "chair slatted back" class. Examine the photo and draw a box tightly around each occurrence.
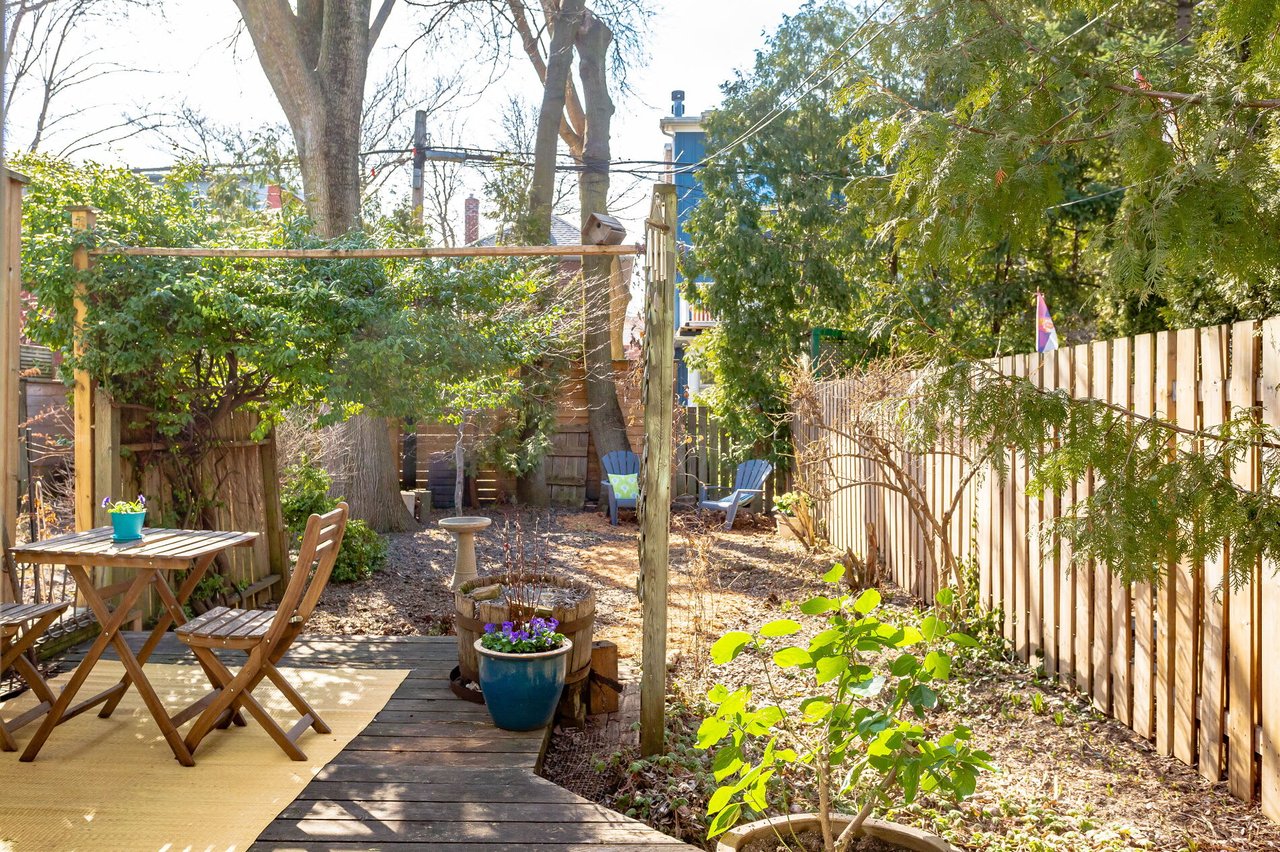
[733,460,774,503]
[268,503,348,645]
[601,450,640,478]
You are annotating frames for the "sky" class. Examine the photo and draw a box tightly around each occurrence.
[3,0,804,238]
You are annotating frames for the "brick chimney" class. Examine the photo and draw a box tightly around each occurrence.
[464,196,480,244]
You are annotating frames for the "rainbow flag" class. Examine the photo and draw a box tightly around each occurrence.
[1036,291,1059,353]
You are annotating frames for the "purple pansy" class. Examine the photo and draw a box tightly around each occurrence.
[479,615,567,655]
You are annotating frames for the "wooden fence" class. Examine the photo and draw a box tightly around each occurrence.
[676,406,787,512]
[794,318,1280,820]
[112,408,286,618]
[414,359,647,509]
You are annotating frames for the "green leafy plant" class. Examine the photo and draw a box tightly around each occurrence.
[479,617,566,654]
[772,490,820,550]
[698,578,992,850]
[13,153,577,529]
[192,574,230,604]
[281,457,386,583]
[101,495,146,514]
[772,491,807,517]
[281,457,337,532]
[330,519,387,583]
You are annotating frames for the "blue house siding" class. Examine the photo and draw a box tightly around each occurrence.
[662,106,713,405]
[669,126,710,337]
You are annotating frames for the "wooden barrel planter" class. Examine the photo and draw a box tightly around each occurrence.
[454,572,596,722]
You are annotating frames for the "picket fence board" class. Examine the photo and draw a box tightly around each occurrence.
[1131,333,1157,741]
[1109,336,1133,727]
[1262,318,1280,822]
[1013,355,1030,662]
[1198,324,1229,783]
[1152,330,1176,757]
[1056,346,1076,682]
[1028,354,1045,666]
[1088,340,1111,713]
[1072,343,1093,695]
[1041,353,1060,679]
[1228,320,1258,800]
[1173,328,1200,766]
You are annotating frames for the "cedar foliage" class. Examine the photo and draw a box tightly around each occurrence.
[686,0,1280,460]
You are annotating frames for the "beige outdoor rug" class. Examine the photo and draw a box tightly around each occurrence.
[0,660,408,852]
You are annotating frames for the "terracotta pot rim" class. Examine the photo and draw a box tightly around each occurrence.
[473,637,574,662]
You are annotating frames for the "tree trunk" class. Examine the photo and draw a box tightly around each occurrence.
[516,457,548,505]
[232,0,372,240]
[1176,0,1195,39]
[233,0,412,531]
[454,418,466,514]
[512,0,585,505]
[340,414,412,532]
[514,367,551,507]
[523,0,585,242]
[576,12,632,460]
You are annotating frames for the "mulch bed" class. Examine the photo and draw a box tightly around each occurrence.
[310,507,1280,852]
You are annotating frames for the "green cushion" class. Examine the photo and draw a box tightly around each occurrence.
[608,473,639,500]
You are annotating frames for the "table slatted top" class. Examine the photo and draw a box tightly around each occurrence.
[9,527,259,569]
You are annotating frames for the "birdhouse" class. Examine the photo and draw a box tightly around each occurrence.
[583,213,627,246]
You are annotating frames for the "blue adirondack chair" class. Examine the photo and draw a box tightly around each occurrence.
[601,450,641,526]
[699,460,774,530]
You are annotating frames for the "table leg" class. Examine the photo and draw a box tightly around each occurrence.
[19,567,154,763]
[147,558,246,728]
[98,552,219,719]
[99,601,198,766]
[65,565,198,765]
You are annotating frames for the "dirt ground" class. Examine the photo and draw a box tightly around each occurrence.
[310,507,1280,852]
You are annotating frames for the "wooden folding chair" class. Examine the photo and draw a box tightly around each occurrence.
[176,503,348,761]
[1,528,71,752]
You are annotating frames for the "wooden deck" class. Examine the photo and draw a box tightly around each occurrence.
[84,634,693,851]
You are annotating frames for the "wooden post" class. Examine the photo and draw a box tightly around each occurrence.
[91,387,120,528]
[69,206,98,531]
[91,386,120,590]
[589,639,621,714]
[259,430,288,600]
[1,170,26,550]
[638,184,676,757]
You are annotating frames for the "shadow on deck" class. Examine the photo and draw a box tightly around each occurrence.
[85,634,693,851]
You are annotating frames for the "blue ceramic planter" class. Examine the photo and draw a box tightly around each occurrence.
[473,638,573,731]
[110,511,146,542]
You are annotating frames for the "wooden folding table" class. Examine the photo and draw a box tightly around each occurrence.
[8,527,258,766]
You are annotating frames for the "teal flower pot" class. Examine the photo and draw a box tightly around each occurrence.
[473,638,573,731]
[110,511,146,542]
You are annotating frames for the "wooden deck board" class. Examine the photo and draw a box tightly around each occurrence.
[76,634,690,850]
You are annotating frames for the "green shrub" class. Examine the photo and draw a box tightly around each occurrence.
[280,456,386,583]
[281,457,338,532]
[331,519,387,583]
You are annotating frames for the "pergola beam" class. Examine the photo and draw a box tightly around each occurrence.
[89,244,644,259]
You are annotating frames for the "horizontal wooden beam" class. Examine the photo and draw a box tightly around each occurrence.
[88,244,644,259]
